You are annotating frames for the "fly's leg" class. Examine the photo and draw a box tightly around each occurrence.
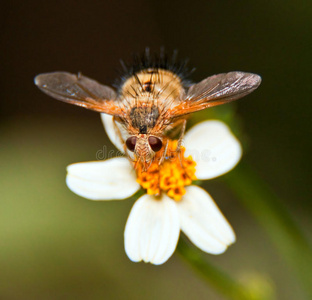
[177,119,187,152]
[112,117,133,161]
[112,116,125,145]
[158,138,169,165]
[176,119,194,182]
[177,119,187,165]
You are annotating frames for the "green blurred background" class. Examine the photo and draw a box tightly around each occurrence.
[1,0,311,299]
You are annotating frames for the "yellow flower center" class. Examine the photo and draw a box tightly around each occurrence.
[136,140,197,201]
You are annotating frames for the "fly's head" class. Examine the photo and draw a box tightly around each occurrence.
[123,105,165,167]
[125,133,163,164]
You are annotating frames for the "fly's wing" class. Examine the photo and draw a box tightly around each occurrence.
[167,72,261,118]
[34,72,124,116]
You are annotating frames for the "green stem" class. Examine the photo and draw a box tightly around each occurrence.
[177,237,265,300]
[222,162,312,298]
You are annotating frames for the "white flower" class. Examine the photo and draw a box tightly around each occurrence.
[66,114,242,265]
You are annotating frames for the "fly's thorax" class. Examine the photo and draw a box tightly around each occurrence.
[129,105,159,134]
[119,68,187,138]
[120,69,185,103]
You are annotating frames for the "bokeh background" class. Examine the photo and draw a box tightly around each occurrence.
[1,0,311,299]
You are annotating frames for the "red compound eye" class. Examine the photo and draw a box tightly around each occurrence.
[126,136,137,152]
[148,136,163,152]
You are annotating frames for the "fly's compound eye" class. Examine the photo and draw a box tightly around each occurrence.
[148,136,163,152]
[126,136,137,152]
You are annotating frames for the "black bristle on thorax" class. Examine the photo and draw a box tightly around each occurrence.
[113,48,195,92]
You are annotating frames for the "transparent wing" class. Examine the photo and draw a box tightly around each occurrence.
[168,72,261,118]
[34,72,124,116]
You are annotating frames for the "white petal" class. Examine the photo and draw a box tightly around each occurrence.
[184,120,242,180]
[177,185,235,254]
[101,113,126,153]
[124,194,180,265]
[66,157,140,200]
